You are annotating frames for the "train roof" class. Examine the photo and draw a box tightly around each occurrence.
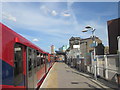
[1,23,48,54]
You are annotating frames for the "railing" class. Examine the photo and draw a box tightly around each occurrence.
[95,54,119,83]
[66,54,119,83]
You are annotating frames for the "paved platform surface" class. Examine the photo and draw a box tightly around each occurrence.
[40,62,118,89]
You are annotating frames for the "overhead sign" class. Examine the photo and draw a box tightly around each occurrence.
[94,59,97,61]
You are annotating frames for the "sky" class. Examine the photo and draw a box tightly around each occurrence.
[1,1,119,52]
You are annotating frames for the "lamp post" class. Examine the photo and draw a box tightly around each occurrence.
[82,25,97,80]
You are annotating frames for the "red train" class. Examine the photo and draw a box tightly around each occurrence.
[0,23,55,89]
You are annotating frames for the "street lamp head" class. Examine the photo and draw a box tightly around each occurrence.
[82,29,88,32]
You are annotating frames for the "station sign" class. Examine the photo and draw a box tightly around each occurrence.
[73,45,80,48]
[94,59,97,61]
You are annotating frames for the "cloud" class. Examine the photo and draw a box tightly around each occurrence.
[40,5,51,15]
[51,10,58,16]
[40,4,71,17]
[2,2,111,52]
[32,38,39,42]
[2,12,16,22]
[40,5,58,16]
[19,33,41,42]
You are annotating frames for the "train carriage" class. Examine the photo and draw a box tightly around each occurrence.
[0,23,55,89]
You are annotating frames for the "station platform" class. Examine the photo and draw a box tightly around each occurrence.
[40,62,118,89]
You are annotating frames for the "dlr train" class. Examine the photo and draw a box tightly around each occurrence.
[0,23,55,89]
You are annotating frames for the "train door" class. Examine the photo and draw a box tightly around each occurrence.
[27,47,34,88]
[14,43,24,86]
[33,50,37,88]
[27,47,37,88]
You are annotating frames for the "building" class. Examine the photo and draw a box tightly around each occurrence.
[59,45,69,52]
[51,45,55,54]
[80,37,102,65]
[66,37,82,67]
[69,37,81,49]
[95,43,105,55]
[67,36,102,62]
[56,45,69,61]
[66,36,103,70]
[104,46,109,55]
[107,18,120,54]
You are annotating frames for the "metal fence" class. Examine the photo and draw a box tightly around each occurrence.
[95,54,119,83]
[66,52,119,83]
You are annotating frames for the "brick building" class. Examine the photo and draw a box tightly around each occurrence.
[107,18,120,54]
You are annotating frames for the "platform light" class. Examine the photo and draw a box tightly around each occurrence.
[82,29,88,32]
[85,25,93,29]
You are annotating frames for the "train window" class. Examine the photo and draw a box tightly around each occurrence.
[37,52,41,71]
[14,44,23,86]
[34,50,37,68]
[41,58,43,65]
[37,52,40,66]
[41,54,44,65]
[28,49,32,71]
[46,55,48,63]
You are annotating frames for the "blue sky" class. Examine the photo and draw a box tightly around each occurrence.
[1,1,119,52]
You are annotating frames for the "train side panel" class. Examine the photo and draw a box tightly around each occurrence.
[0,23,2,89]
[1,24,26,88]
[1,23,55,89]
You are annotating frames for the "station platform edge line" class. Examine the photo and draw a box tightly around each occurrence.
[40,63,56,88]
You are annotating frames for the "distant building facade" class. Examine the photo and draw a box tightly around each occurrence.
[95,43,105,55]
[104,46,109,55]
[51,45,55,54]
[80,37,102,65]
[107,18,120,54]
[66,36,103,66]
[69,37,81,49]
[59,45,69,52]
[58,45,69,61]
